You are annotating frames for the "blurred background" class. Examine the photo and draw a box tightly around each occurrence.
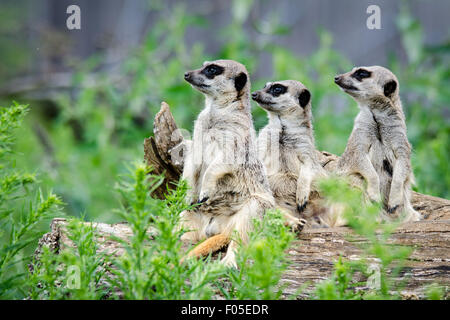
[0,0,448,222]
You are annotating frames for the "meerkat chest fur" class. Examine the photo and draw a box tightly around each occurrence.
[194,99,253,163]
[264,114,317,175]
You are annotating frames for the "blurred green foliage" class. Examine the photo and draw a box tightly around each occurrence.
[0,3,30,87]
[6,3,450,225]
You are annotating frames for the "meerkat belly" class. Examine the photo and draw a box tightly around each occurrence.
[268,172,296,200]
[266,147,300,208]
[196,131,223,190]
[267,171,297,215]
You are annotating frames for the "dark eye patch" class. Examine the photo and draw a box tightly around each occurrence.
[352,69,372,81]
[268,84,287,97]
[201,64,224,79]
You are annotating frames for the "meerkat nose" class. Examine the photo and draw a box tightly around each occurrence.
[334,76,341,83]
[251,92,258,99]
[184,72,191,80]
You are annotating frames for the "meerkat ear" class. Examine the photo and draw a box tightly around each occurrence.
[298,89,311,108]
[234,72,247,92]
[383,80,397,97]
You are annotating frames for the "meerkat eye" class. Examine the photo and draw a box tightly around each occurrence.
[269,84,287,97]
[202,64,224,79]
[352,69,372,81]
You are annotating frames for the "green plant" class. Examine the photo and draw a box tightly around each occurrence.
[0,102,63,299]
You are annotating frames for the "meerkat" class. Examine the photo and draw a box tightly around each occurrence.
[334,66,421,222]
[180,60,305,267]
[252,80,344,227]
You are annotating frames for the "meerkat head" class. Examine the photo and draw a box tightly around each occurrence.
[184,59,250,102]
[334,66,399,104]
[251,80,311,116]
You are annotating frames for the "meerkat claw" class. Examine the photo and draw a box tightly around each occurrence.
[387,205,399,214]
[293,218,307,234]
[297,200,308,213]
[197,197,209,204]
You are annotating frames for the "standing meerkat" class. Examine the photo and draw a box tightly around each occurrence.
[252,80,343,227]
[180,60,304,267]
[334,66,421,222]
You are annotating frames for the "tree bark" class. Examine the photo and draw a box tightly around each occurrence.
[35,102,450,299]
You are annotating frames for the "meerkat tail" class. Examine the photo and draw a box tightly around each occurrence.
[183,234,230,261]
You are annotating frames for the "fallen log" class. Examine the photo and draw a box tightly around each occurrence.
[34,102,450,299]
[34,214,449,299]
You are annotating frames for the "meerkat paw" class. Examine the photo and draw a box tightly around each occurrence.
[296,200,308,213]
[387,191,403,213]
[185,194,197,206]
[407,209,422,222]
[387,204,400,214]
[296,185,311,212]
[285,217,307,234]
[197,189,210,204]
[367,188,382,204]
[221,252,237,269]
[401,211,421,223]
[180,231,198,242]
[296,190,310,212]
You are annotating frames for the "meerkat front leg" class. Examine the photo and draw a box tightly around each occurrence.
[341,154,381,203]
[357,161,381,203]
[182,152,199,204]
[198,159,232,203]
[387,157,408,214]
[296,160,314,212]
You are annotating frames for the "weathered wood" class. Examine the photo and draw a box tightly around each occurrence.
[284,219,450,299]
[143,102,183,199]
